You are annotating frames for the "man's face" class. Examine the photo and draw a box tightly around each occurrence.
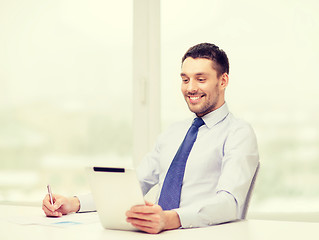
[180,57,228,117]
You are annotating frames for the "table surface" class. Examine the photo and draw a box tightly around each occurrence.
[1,204,318,240]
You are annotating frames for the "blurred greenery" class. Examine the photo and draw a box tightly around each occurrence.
[251,119,319,207]
[0,102,133,202]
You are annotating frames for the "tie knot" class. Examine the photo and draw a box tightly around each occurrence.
[192,117,205,128]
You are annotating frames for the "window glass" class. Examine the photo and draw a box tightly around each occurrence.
[161,0,319,212]
[0,0,132,203]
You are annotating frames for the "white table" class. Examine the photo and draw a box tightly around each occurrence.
[1,204,318,240]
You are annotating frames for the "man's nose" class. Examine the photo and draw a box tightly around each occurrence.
[187,79,198,93]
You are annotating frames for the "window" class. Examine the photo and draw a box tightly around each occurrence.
[2,0,319,215]
[0,0,133,203]
[161,0,319,212]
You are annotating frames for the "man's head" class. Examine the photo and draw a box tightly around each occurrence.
[181,43,229,117]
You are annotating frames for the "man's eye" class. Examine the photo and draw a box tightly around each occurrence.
[182,79,189,83]
[198,78,206,82]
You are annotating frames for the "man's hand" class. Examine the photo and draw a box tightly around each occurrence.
[42,194,80,217]
[126,201,181,234]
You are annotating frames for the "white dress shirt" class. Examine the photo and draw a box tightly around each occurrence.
[78,103,259,228]
[136,103,259,228]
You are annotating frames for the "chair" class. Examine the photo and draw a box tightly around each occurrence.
[241,162,260,219]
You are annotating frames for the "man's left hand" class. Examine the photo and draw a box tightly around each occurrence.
[126,201,181,234]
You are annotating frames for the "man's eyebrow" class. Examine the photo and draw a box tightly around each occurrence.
[180,73,187,77]
[180,72,208,77]
[195,72,208,76]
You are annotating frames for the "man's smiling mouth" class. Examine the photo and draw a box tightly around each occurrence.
[189,96,201,100]
[188,94,205,104]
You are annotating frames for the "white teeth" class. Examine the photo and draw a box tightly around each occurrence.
[189,96,200,100]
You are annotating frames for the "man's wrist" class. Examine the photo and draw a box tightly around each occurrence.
[164,210,181,230]
[70,196,80,213]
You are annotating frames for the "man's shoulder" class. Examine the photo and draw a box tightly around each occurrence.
[225,113,256,137]
[227,113,251,126]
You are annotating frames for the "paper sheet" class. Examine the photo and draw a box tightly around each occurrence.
[8,212,99,228]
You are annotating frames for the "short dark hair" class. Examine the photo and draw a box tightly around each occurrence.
[182,43,229,76]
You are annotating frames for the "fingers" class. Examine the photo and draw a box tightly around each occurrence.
[126,210,153,221]
[127,214,163,234]
[42,201,61,217]
[42,194,64,217]
[42,194,55,211]
[130,221,159,234]
[52,196,64,210]
[126,214,162,234]
[42,204,62,217]
[126,203,165,234]
[127,216,153,227]
[145,200,154,206]
[127,203,162,220]
[130,203,162,214]
[128,220,160,234]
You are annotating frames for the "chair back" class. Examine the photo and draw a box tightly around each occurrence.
[241,162,260,219]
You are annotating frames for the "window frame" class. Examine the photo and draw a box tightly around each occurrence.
[132,0,161,166]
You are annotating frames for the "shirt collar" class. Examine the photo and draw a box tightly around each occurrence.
[194,103,230,129]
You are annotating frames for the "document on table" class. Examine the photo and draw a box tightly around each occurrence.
[9,212,99,228]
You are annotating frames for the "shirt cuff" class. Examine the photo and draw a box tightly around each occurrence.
[76,193,96,212]
[174,206,203,228]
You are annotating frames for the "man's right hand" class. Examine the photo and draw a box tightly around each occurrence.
[42,194,80,217]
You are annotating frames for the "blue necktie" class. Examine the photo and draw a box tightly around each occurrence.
[158,117,205,210]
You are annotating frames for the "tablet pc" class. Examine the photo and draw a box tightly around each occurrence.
[86,166,145,231]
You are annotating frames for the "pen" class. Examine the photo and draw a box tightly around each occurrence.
[47,184,54,205]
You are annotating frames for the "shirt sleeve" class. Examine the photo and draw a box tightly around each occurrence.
[136,138,161,196]
[217,121,259,218]
[175,191,237,228]
[176,121,259,228]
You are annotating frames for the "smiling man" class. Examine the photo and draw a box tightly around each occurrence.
[42,43,259,234]
[125,43,259,233]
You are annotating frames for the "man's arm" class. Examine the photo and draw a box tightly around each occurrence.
[175,191,238,228]
[126,201,181,234]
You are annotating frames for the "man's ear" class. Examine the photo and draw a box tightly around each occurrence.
[220,73,229,89]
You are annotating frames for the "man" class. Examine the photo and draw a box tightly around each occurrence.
[42,43,259,234]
